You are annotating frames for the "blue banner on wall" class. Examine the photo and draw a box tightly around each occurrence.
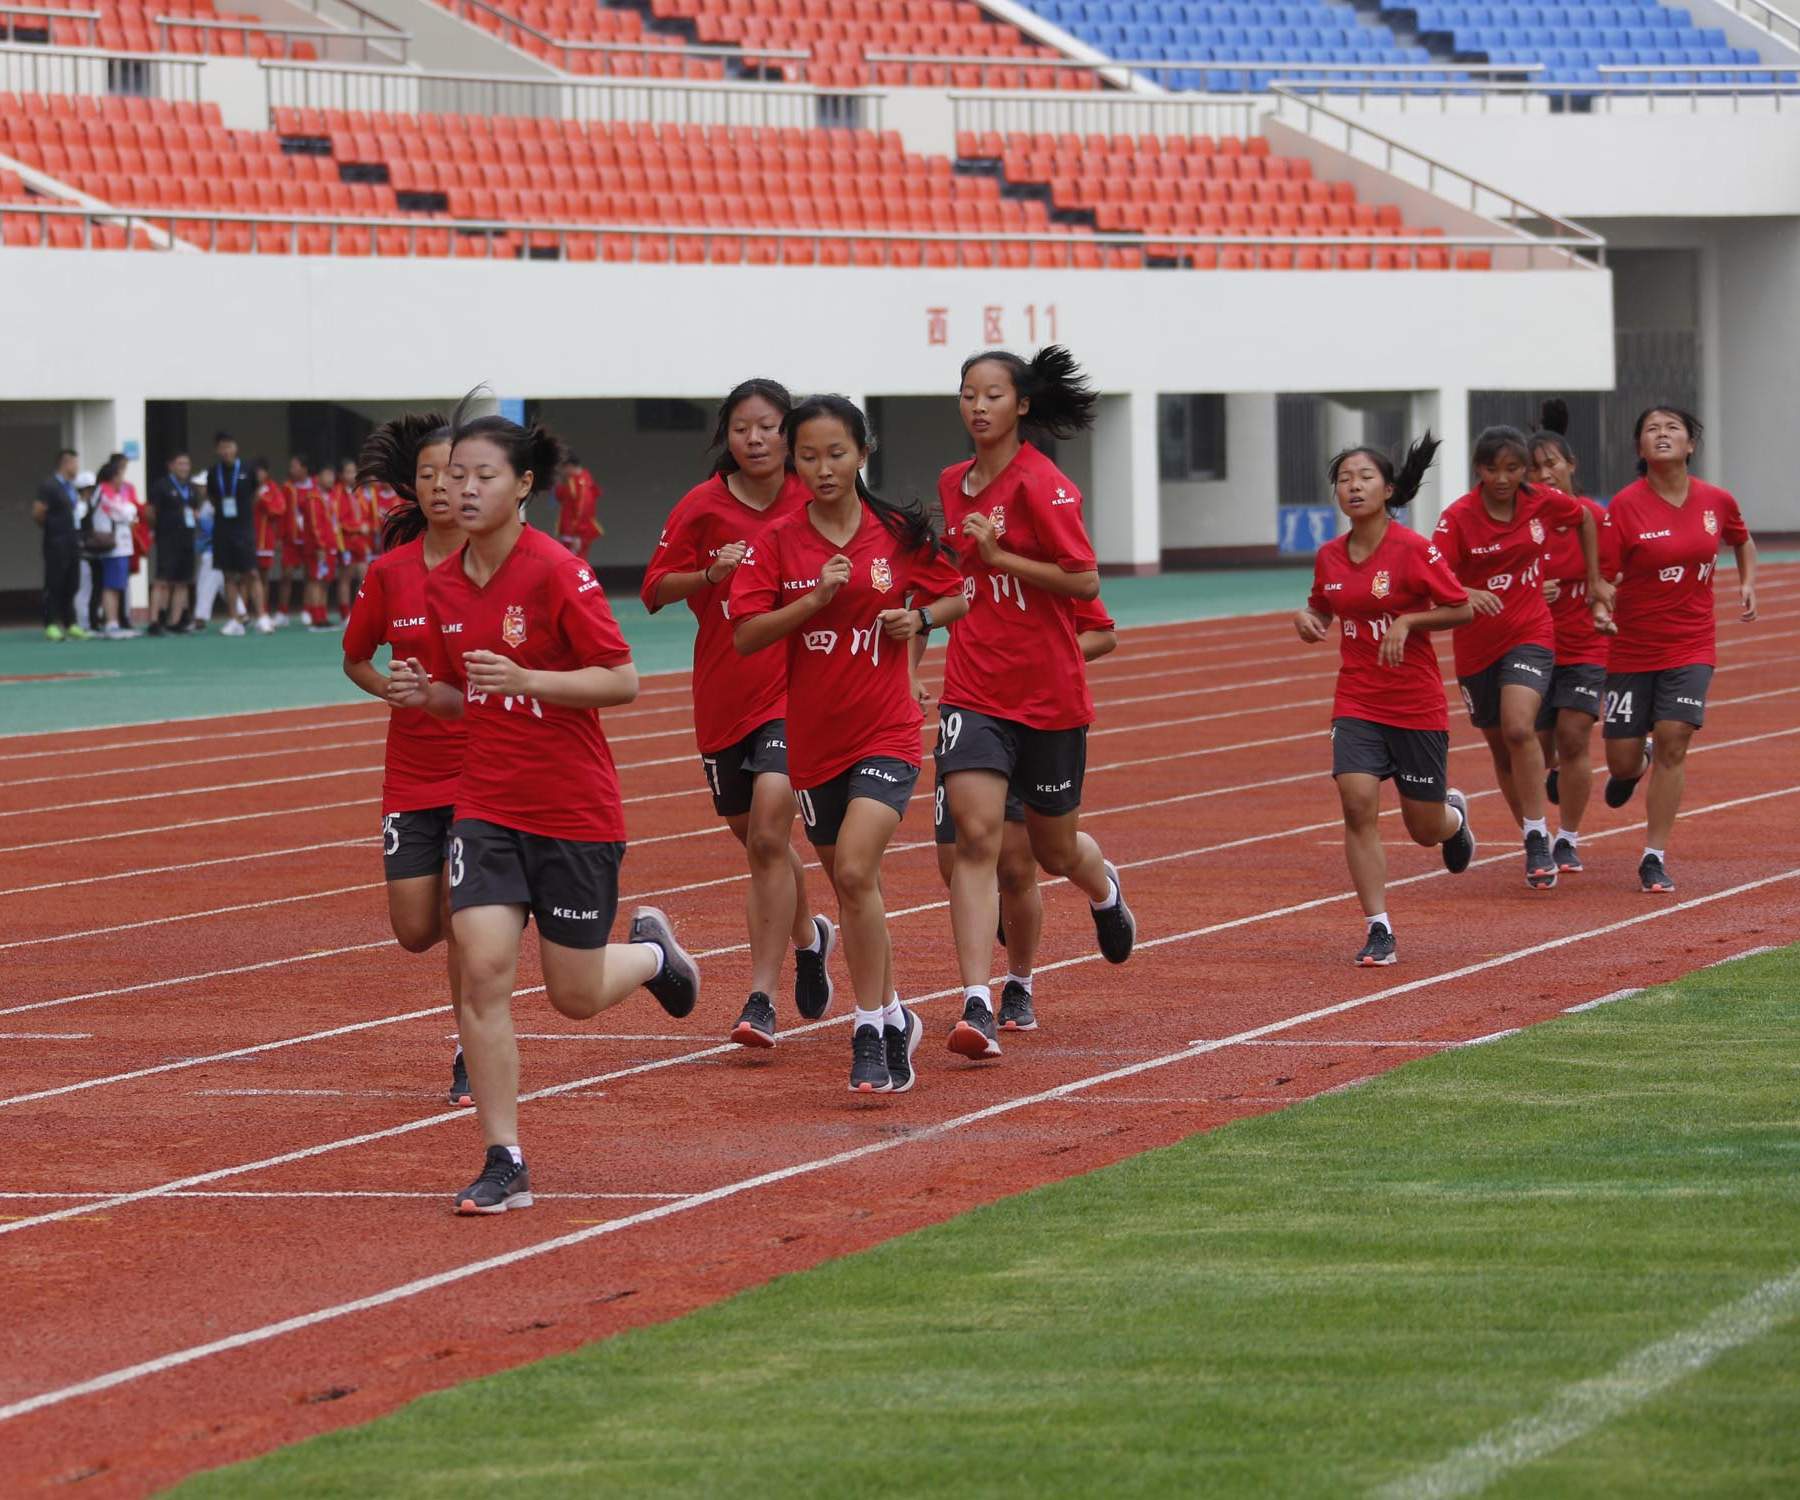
[1277,505,1337,555]
[498,398,526,425]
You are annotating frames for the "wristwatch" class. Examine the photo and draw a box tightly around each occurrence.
[916,605,934,634]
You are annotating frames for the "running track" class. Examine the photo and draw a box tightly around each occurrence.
[2,570,1796,1493]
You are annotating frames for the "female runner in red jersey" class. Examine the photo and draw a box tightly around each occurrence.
[924,595,1116,1031]
[937,346,1136,1063]
[389,404,700,1214]
[640,379,834,1050]
[1297,435,1476,966]
[252,459,287,603]
[299,462,342,632]
[731,396,968,1096]
[335,457,378,619]
[1432,426,1614,889]
[343,413,473,1107]
[1600,406,1757,893]
[1528,401,1619,875]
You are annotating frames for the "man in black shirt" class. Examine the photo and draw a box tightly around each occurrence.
[32,448,89,642]
[207,431,269,636]
[147,451,197,637]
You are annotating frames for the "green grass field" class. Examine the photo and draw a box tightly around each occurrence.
[181,945,1800,1498]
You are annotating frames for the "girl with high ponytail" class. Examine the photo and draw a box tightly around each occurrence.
[1297,432,1476,968]
[387,391,703,1213]
[933,344,1134,1056]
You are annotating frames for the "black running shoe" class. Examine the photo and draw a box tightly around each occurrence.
[793,915,835,1021]
[1525,829,1557,889]
[1604,750,1651,809]
[730,991,776,1049]
[454,1145,532,1215]
[884,1006,923,1094]
[1355,922,1397,967]
[849,1023,891,1093]
[1090,860,1136,964]
[997,979,1037,1032]
[1553,836,1584,873]
[1545,767,1560,806]
[948,995,1002,1059]
[1639,853,1675,893]
[447,1049,472,1107]
[630,905,700,1018]
[1442,788,1476,875]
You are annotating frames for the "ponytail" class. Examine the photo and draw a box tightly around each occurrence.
[359,410,450,551]
[1326,430,1438,513]
[960,344,1098,440]
[450,388,568,499]
[1529,397,1577,473]
[782,394,943,558]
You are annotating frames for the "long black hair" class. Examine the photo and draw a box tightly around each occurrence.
[710,377,793,476]
[449,389,568,503]
[1326,430,1439,512]
[960,344,1098,440]
[1632,403,1703,476]
[782,394,941,557]
[360,411,450,551]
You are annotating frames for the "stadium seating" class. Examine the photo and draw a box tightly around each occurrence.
[423,1,710,76]
[3,0,321,58]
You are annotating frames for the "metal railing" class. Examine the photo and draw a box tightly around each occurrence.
[0,201,1584,268]
[0,5,98,48]
[261,58,883,130]
[1715,0,1800,52]
[0,40,203,99]
[868,52,1545,88]
[951,88,1264,143]
[152,15,410,65]
[1284,77,1800,114]
[1267,84,1604,266]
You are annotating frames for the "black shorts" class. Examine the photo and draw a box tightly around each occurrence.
[1457,643,1554,730]
[213,525,256,574]
[447,817,623,950]
[1330,717,1449,803]
[700,718,789,819]
[932,768,1025,845]
[382,805,454,881]
[1535,662,1607,730]
[795,757,919,848]
[1603,665,1714,740]
[154,538,196,584]
[934,703,1087,817]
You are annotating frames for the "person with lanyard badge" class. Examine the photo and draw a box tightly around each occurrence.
[147,451,197,638]
[209,433,272,636]
[33,448,90,642]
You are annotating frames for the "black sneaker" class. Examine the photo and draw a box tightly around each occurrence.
[948,994,1002,1059]
[447,1050,472,1107]
[997,980,1037,1032]
[630,905,700,1018]
[793,915,835,1021]
[1639,853,1675,893]
[884,1006,923,1094]
[1355,922,1397,967]
[1442,788,1476,875]
[1525,829,1557,889]
[1090,860,1135,964]
[849,1023,891,1093]
[1604,750,1651,809]
[1553,836,1584,873]
[454,1145,531,1215]
[730,991,776,1049]
[1545,767,1560,806]
[146,621,166,638]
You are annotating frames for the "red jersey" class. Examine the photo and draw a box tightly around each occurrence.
[1605,477,1749,672]
[300,484,341,557]
[1308,523,1468,731]
[1074,596,1115,634]
[728,503,963,791]
[420,525,633,842]
[937,443,1098,731]
[253,481,288,554]
[1432,484,1588,677]
[285,479,317,555]
[640,472,811,754]
[342,538,467,814]
[555,469,602,549]
[1541,495,1618,668]
[335,484,377,559]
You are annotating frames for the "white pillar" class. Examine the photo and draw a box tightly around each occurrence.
[1409,385,1468,535]
[1090,389,1161,574]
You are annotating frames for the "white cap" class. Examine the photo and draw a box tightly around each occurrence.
[75,470,97,487]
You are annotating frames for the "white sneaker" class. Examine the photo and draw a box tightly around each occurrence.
[102,624,140,640]
[254,615,275,635]
[220,619,247,637]
[271,612,290,628]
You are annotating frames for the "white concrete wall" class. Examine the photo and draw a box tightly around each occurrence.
[1158,394,1279,552]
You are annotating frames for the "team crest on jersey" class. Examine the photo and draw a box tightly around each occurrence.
[1528,518,1546,545]
[501,604,527,647]
[1703,509,1718,535]
[989,505,1007,537]
[870,557,893,593]
[1370,570,1391,600]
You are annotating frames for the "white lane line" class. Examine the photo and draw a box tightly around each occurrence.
[509,1033,694,1042]
[0,738,387,790]
[0,839,366,899]
[1564,988,1644,1013]
[1375,1265,1800,1500]
[0,1033,92,1040]
[0,1190,691,1201]
[1186,1039,1442,1049]
[1459,1028,1523,1047]
[0,703,380,748]
[1705,945,1779,967]
[0,767,381,820]
[0,799,370,857]
[0,715,381,763]
[1,868,1791,1424]
[0,882,381,953]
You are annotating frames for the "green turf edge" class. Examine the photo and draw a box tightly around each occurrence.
[173,945,1800,1500]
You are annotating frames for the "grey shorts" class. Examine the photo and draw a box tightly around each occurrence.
[1330,717,1449,803]
[795,757,919,848]
[1535,662,1608,730]
[1602,665,1714,740]
[1458,643,1554,730]
[701,718,789,819]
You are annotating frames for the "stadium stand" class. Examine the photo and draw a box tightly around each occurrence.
[0,0,330,57]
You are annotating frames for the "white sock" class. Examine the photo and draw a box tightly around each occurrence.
[881,992,904,1030]
[1005,972,1034,994]
[797,918,823,954]
[1090,877,1119,912]
[1522,817,1548,839]
[964,984,992,1013]
[1367,911,1391,933]
[1559,827,1580,845]
[503,1144,523,1165]
[1448,804,1467,839]
[452,1045,463,1062]
[854,1005,884,1034]
[1644,846,1665,862]
[637,940,665,973]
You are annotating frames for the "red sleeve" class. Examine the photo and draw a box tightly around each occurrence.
[1307,555,1330,617]
[909,541,965,602]
[550,560,632,667]
[1418,537,1468,607]
[1073,595,1115,632]
[342,562,386,661]
[1429,511,1464,574]
[1545,486,1587,528]
[1719,492,1749,546]
[1023,471,1098,573]
[640,492,704,613]
[726,527,782,622]
[1597,507,1622,577]
[420,586,460,687]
